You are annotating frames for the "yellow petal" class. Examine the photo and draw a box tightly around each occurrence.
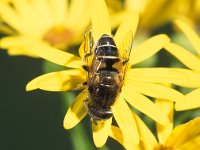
[133,113,158,149]
[127,80,185,102]
[110,11,127,29]
[180,135,200,150]
[127,68,200,88]
[174,19,200,55]
[125,0,148,13]
[0,36,42,57]
[63,90,87,129]
[122,85,169,125]
[111,95,139,145]
[130,34,170,65]
[49,0,68,24]
[155,100,173,144]
[30,0,54,30]
[109,126,139,150]
[24,43,82,68]
[167,69,200,88]
[127,68,185,83]
[0,23,15,35]
[0,1,29,35]
[165,117,200,148]
[0,36,43,48]
[141,0,181,30]
[91,0,111,39]
[165,42,200,72]
[7,47,37,57]
[175,88,200,110]
[13,0,46,35]
[92,118,112,147]
[114,11,139,53]
[26,69,85,91]
[68,0,90,32]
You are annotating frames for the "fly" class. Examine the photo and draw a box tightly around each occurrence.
[81,31,132,123]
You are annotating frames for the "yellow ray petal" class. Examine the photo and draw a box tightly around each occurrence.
[0,23,15,35]
[165,42,200,72]
[0,36,44,56]
[179,135,200,150]
[91,0,111,39]
[0,1,29,34]
[130,34,170,65]
[110,11,127,29]
[24,44,82,68]
[167,68,200,88]
[127,80,185,102]
[133,113,158,149]
[7,47,38,57]
[0,36,44,48]
[30,0,54,30]
[175,88,200,110]
[140,0,166,29]
[127,68,185,83]
[155,100,173,144]
[111,95,139,145]
[26,69,85,91]
[13,0,34,23]
[68,0,90,32]
[125,0,148,13]
[109,126,139,150]
[127,68,200,88]
[92,118,112,147]
[165,117,200,148]
[122,86,169,125]
[49,0,68,24]
[114,11,139,52]
[13,0,45,35]
[174,19,200,55]
[63,90,87,129]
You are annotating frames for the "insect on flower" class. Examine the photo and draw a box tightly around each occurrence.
[81,31,132,123]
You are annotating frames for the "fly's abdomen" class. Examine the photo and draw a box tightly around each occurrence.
[89,70,121,108]
[92,82,118,107]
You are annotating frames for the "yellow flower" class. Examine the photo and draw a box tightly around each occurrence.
[0,17,15,35]
[25,0,195,148]
[165,19,200,110]
[175,0,200,26]
[124,0,189,31]
[0,0,90,56]
[109,100,200,150]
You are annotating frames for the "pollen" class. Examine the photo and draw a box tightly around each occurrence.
[43,26,73,49]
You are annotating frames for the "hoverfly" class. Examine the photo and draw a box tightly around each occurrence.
[81,31,132,122]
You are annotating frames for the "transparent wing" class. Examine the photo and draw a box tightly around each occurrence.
[84,29,94,55]
[81,29,95,71]
[120,31,133,64]
[119,31,134,81]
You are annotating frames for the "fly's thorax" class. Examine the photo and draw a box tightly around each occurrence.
[95,34,119,57]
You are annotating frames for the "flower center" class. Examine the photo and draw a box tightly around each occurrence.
[43,26,73,49]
